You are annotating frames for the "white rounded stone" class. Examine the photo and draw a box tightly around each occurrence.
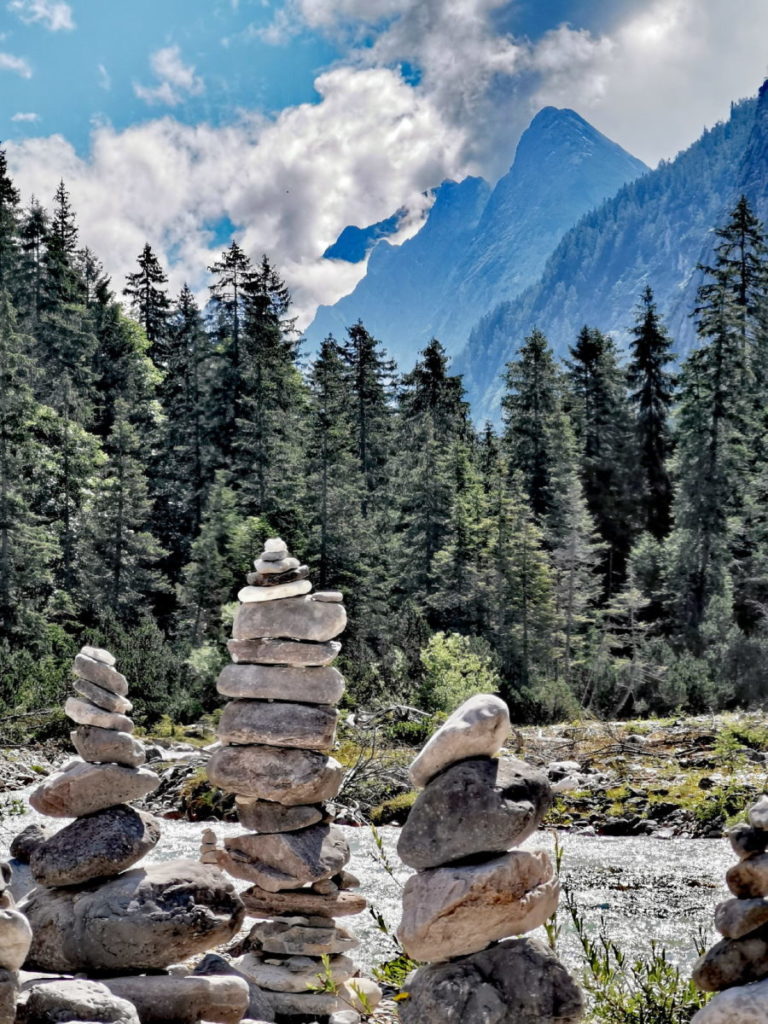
[749,795,768,830]
[237,580,312,603]
[691,976,768,1022]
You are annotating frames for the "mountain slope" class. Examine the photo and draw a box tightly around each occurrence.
[306,107,647,365]
[459,93,762,420]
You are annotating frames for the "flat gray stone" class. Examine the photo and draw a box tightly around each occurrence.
[253,557,300,574]
[0,910,32,970]
[101,974,249,1024]
[80,645,116,666]
[30,805,161,886]
[192,953,276,1023]
[691,976,768,1022]
[398,937,584,1024]
[409,694,511,788]
[235,798,325,833]
[727,854,768,898]
[73,677,132,715]
[311,591,343,602]
[238,580,312,603]
[234,949,354,993]
[64,697,133,733]
[21,859,244,973]
[247,565,309,587]
[241,885,366,919]
[208,745,344,805]
[693,923,768,991]
[398,849,559,961]
[29,760,159,817]
[222,824,349,891]
[217,663,345,704]
[249,918,358,956]
[228,637,341,666]
[73,654,128,695]
[233,596,346,643]
[715,897,768,939]
[218,700,338,750]
[19,978,139,1024]
[71,726,146,768]
[398,756,552,869]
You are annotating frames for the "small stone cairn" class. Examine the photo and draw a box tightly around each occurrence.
[17,646,248,1024]
[690,793,768,1021]
[205,537,382,1021]
[396,693,584,1024]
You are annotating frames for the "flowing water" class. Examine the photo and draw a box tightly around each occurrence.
[0,786,732,977]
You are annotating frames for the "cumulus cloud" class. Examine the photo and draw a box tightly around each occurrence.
[134,45,204,107]
[0,52,32,77]
[11,111,39,122]
[7,66,464,325]
[7,0,74,31]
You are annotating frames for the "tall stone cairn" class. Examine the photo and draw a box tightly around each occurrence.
[18,646,246,1011]
[207,537,382,1021]
[690,794,768,1021]
[396,694,584,1024]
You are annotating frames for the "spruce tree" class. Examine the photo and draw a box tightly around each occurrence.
[0,149,20,293]
[123,243,170,353]
[44,180,80,304]
[627,287,675,539]
[18,198,47,321]
[501,329,562,520]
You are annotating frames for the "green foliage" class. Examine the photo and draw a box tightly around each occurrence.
[418,631,501,713]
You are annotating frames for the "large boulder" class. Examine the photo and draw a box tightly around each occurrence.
[30,805,161,886]
[398,937,583,1024]
[17,979,140,1024]
[409,694,510,788]
[208,745,344,804]
[101,975,250,1024]
[217,700,338,750]
[222,823,350,891]
[232,596,346,643]
[398,756,552,869]
[217,664,345,704]
[29,760,159,818]
[20,859,244,973]
[398,849,559,961]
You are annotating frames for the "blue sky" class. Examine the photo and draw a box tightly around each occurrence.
[2,0,767,324]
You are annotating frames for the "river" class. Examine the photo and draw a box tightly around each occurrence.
[0,786,731,978]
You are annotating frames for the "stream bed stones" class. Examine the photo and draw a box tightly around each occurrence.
[396,693,583,1023]
[204,537,381,1022]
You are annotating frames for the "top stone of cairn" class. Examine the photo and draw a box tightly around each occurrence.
[409,693,511,788]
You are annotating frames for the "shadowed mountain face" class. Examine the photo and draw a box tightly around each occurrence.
[306,107,648,366]
[459,91,764,421]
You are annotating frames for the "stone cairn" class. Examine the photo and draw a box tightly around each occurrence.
[0,861,32,1024]
[396,693,584,1024]
[17,645,249,1024]
[205,537,382,1022]
[690,793,768,1021]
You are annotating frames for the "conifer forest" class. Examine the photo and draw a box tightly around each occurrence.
[2,150,768,735]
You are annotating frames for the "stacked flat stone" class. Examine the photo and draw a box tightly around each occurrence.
[0,861,33,1024]
[18,648,248,1023]
[207,538,382,1021]
[691,794,768,1022]
[396,694,584,1024]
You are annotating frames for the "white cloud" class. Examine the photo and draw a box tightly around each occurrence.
[7,0,74,31]
[11,111,39,122]
[0,51,31,76]
[97,63,111,91]
[7,66,464,326]
[134,45,204,107]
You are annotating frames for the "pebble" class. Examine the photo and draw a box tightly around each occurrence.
[409,693,511,788]
[237,580,312,603]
